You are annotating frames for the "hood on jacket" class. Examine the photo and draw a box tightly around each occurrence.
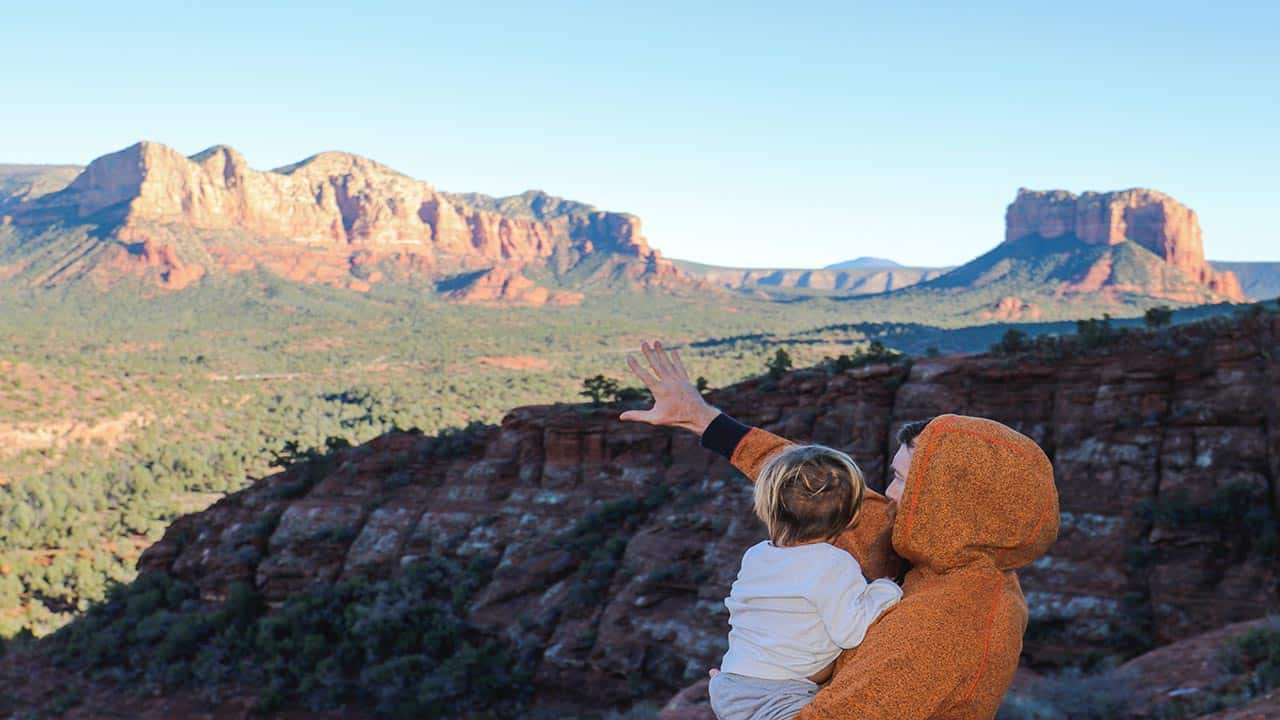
[892,414,1059,574]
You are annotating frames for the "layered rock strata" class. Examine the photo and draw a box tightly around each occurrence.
[1006,188,1243,300]
[137,313,1280,708]
[8,143,680,301]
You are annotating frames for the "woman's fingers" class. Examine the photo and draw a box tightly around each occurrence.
[653,341,678,379]
[670,349,691,382]
[640,342,664,382]
[626,355,659,389]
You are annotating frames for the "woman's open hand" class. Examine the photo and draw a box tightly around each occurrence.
[620,341,721,435]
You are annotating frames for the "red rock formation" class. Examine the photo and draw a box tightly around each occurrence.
[446,267,584,306]
[934,617,1280,720]
[982,295,1042,321]
[56,232,210,292]
[1006,188,1244,301]
[131,312,1280,711]
[11,142,684,299]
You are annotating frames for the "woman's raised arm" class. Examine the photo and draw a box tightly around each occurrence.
[622,341,901,580]
[621,340,794,482]
[620,340,721,434]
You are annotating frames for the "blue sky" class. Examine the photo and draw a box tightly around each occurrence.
[2,2,1276,267]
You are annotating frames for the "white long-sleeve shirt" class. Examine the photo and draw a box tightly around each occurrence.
[720,540,903,680]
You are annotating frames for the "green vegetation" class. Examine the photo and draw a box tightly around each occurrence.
[1144,482,1279,559]
[765,347,793,379]
[0,269,1265,638]
[1075,314,1120,349]
[54,557,524,718]
[1225,621,1280,698]
[1117,482,1280,661]
[0,275,875,637]
[996,666,1132,719]
[993,328,1032,354]
[581,375,621,405]
[1135,620,1280,719]
[829,340,906,370]
[557,486,672,614]
[580,375,650,405]
[1144,305,1174,328]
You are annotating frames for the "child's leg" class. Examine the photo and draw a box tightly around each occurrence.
[709,672,819,720]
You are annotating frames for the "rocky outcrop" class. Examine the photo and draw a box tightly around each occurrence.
[8,142,682,301]
[982,295,1042,321]
[1006,188,1243,300]
[133,312,1280,710]
[444,267,584,306]
[129,239,206,290]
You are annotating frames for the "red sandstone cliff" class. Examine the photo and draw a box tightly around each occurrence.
[1,312,1276,717]
[1005,188,1244,301]
[120,312,1280,711]
[8,142,682,301]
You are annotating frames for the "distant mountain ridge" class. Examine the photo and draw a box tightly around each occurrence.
[825,256,903,269]
[3,155,1275,314]
[0,164,81,208]
[673,258,949,295]
[0,143,683,303]
[1211,260,1280,301]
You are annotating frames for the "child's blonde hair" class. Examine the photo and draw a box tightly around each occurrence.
[754,445,866,547]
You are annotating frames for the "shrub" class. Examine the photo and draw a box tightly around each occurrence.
[1075,315,1119,349]
[611,386,651,403]
[1144,306,1174,328]
[53,558,526,718]
[557,486,672,613]
[831,340,903,371]
[765,348,793,380]
[1226,620,1280,696]
[430,421,493,458]
[1147,482,1279,558]
[580,375,620,405]
[993,329,1032,355]
[268,436,351,499]
[996,667,1132,719]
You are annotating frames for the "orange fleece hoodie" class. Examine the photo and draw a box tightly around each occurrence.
[721,414,1059,720]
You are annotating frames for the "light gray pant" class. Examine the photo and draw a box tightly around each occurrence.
[708,672,819,720]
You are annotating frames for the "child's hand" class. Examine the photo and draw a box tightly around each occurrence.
[621,341,721,435]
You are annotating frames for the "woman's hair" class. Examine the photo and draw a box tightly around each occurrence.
[896,417,937,449]
[754,445,866,547]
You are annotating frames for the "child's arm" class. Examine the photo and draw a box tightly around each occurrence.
[807,659,836,685]
[813,554,903,649]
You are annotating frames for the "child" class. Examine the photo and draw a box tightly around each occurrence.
[709,445,902,720]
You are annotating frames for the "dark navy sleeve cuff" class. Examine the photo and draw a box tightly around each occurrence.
[700,413,752,460]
